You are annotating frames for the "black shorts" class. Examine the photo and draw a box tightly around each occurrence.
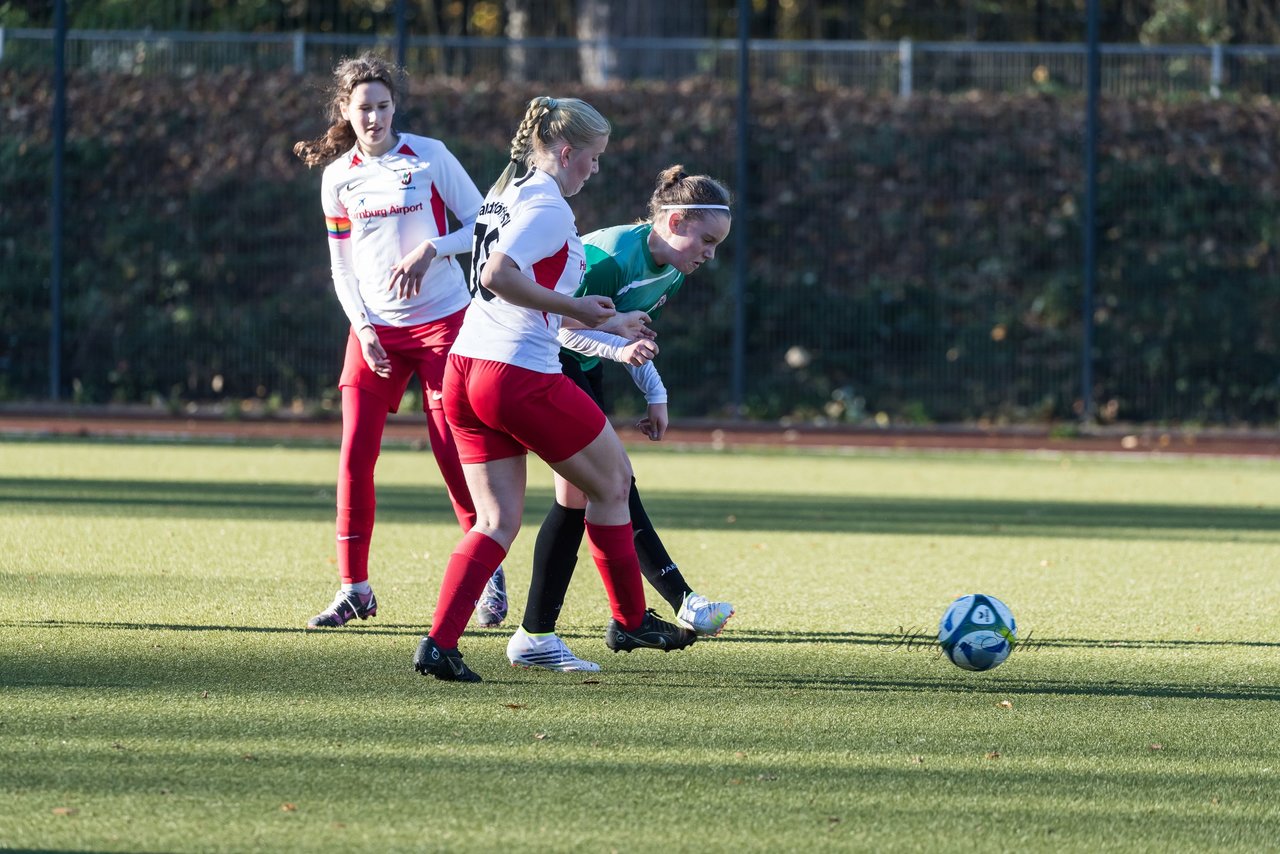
[558,352,608,413]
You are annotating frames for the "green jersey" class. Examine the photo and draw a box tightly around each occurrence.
[564,223,685,371]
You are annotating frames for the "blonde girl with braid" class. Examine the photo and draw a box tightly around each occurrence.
[500,166,735,672]
[412,97,696,683]
[293,53,501,630]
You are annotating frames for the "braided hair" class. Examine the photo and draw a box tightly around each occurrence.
[491,96,611,194]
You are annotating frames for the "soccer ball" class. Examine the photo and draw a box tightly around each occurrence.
[938,594,1017,671]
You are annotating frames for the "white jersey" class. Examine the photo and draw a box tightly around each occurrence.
[321,133,482,329]
[450,169,587,374]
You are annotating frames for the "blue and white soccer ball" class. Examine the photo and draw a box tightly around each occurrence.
[938,594,1017,671]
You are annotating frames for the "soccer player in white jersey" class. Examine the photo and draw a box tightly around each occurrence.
[501,166,736,672]
[293,53,503,629]
[412,96,696,683]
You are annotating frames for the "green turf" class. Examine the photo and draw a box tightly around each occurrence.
[2,438,1278,852]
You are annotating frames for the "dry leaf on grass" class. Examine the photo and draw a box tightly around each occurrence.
[997,700,1013,709]
[986,750,1001,759]
[280,803,297,812]
[51,807,78,816]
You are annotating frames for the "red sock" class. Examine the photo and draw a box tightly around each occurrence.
[336,507,375,584]
[428,531,508,648]
[427,407,477,532]
[585,521,646,630]
[337,387,386,585]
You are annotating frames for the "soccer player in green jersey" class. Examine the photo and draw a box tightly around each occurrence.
[488,165,737,672]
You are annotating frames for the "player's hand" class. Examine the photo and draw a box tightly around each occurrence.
[636,403,669,441]
[356,325,392,378]
[387,242,438,299]
[572,295,616,328]
[600,310,654,341]
[620,338,658,366]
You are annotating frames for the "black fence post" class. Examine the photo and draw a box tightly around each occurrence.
[396,0,408,69]
[1081,0,1100,422]
[50,0,67,401]
[731,0,750,419]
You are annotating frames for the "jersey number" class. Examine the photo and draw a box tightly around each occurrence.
[469,222,502,302]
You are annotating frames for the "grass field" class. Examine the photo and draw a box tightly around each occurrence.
[2,437,1279,852]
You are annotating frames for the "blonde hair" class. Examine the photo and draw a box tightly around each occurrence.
[647,165,733,223]
[491,96,611,194]
[293,52,403,168]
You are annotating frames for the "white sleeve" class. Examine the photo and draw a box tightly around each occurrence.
[500,197,575,272]
[625,362,668,405]
[431,208,477,259]
[428,142,484,258]
[557,327,629,362]
[328,236,370,330]
[321,177,370,330]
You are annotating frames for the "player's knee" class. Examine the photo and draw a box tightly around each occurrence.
[592,465,632,506]
[476,518,520,546]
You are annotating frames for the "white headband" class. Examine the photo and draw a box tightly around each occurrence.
[661,204,730,211]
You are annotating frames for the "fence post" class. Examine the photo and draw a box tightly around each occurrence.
[898,38,913,98]
[732,0,751,419]
[1081,0,1100,422]
[1210,43,1222,98]
[51,1,68,400]
[292,31,305,74]
[396,0,407,70]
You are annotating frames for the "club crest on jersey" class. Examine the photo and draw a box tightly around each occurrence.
[399,170,413,186]
[651,295,668,311]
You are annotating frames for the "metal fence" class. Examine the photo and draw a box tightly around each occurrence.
[6,28,1280,97]
[3,30,1279,425]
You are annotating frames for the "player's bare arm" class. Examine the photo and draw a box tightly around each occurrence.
[599,310,655,340]
[564,309,654,340]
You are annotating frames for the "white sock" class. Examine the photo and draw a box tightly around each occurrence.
[342,581,372,595]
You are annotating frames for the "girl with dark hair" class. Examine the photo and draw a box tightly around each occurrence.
[293,53,499,629]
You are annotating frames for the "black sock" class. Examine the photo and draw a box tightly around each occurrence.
[523,502,587,634]
[629,478,690,612]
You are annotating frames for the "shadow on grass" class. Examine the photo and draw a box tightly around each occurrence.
[3,618,425,636]
[735,673,1280,703]
[11,620,1279,651]
[3,622,1276,704]
[2,477,1275,540]
[721,628,1280,650]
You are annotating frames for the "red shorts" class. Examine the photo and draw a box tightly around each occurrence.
[338,308,466,413]
[443,354,607,464]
